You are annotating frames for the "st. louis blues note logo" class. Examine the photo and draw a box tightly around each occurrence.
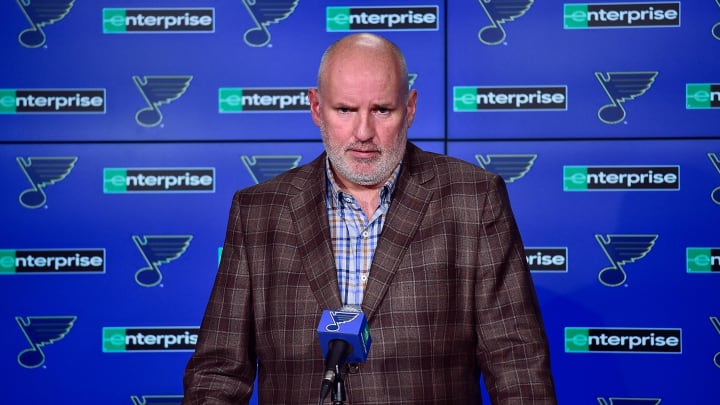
[475,154,536,183]
[132,235,192,287]
[131,395,183,405]
[15,316,76,368]
[241,155,302,184]
[325,311,359,332]
[133,75,192,127]
[713,0,720,40]
[242,0,299,47]
[595,234,657,287]
[477,0,533,45]
[596,72,657,124]
[408,73,418,89]
[17,156,77,209]
[16,0,75,48]
[708,153,720,205]
[597,398,661,405]
[711,316,720,368]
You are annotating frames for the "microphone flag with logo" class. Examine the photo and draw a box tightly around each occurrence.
[317,306,371,363]
[316,306,371,403]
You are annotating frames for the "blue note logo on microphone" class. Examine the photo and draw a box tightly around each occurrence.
[16,0,76,48]
[15,316,76,368]
[325,311,360,332]
[317,309,371,363]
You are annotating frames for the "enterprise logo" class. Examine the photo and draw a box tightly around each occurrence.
[564,2,680,29]
[0,249,105,274]
[565,327,682,353]
[454,86,567,111]
[103,168,215,193]
[686,248,720,273]
[219,88,310,112]
[686,83,720,109]
[0,89,105,114]
[103,327,198,352]
[526,247,568,272]
[564,165,680,191]
[103,8,215,33]
[327,6,439,31]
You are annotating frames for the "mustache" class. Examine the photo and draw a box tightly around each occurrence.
[344,143,382,153]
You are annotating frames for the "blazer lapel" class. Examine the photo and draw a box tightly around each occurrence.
[288,155,343,311]
[362,145,434,321]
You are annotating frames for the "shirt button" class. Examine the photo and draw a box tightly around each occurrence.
[361,231,369,238]
[347,363,361,374]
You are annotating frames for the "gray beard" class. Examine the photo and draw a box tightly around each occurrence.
[321,127,406,186]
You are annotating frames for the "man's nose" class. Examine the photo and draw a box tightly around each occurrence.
[354,113,375,141]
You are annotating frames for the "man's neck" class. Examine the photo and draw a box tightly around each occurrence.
[335,178,383,219]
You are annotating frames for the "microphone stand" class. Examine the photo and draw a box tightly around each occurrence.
[331,364,346,405]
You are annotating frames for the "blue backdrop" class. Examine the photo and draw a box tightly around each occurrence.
[1,1,719,404]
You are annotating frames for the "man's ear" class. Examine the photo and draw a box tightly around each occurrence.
[308,88,322,127]
[406,89,418,127]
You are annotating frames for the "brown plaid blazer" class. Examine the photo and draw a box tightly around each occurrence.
[183,143,556,404]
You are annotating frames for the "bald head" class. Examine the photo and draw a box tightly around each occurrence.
[316,34,410,100]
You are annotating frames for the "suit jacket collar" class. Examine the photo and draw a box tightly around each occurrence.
[289,143,435,321]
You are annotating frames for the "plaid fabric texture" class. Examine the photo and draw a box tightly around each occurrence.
[183,143,557,404]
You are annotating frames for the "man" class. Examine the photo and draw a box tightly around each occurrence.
[183,33,556,404]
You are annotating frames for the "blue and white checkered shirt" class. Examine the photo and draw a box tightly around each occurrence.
[325,158,400,306]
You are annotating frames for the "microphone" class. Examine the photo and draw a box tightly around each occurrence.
[317,305,371,403]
